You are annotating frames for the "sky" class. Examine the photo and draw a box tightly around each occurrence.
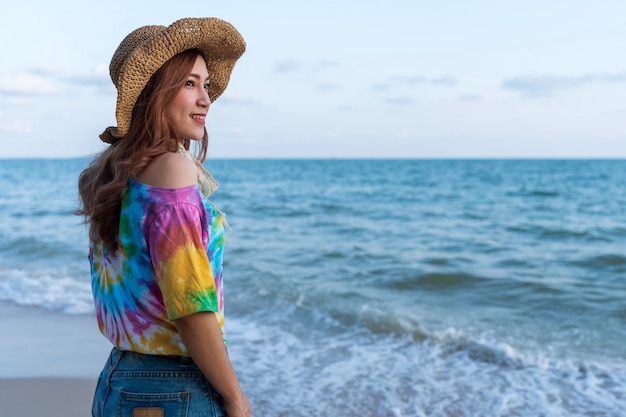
[0,0,625,158]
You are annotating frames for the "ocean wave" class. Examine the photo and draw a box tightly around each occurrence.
[0,235,87,264]
[10,208,74,218]
[243,201,313,218]
[384,272,489,291]
[506,224,609,242]
[422,257,474,267]
[356,304,428,340]
[0,236,68,258]
[0,267,93,315]
[606,226,626,237]
[226,316,626,417]
[506,189,560,198]
[572,254,626,270]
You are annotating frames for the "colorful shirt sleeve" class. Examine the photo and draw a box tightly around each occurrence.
[148,200,219,321]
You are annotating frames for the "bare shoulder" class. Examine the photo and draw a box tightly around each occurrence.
[136,152,197,188]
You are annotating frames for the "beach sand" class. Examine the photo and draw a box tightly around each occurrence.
[0,378,97,416]
[0,301,111,416]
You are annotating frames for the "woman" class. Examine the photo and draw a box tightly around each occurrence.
[77,18,250,417]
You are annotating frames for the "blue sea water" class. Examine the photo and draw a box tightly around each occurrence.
[0,158,625,416]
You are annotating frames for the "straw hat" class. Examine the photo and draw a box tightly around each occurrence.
[100,17,246,143]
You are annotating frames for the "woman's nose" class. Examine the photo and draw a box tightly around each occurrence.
[198,90,211,107]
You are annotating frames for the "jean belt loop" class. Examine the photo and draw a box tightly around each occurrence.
[180,355,191,368]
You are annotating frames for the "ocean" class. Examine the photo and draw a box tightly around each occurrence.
[0,158,624,416]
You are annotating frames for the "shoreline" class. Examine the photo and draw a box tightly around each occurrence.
[0,301,111,378]
[0,301,110,416]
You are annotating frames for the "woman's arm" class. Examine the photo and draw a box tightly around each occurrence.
[142,152,251,415]
[175,311,251,417]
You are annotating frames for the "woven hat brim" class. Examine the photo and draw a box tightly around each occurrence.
[110,17,245,140]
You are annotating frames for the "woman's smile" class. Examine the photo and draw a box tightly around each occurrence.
[165,55,211,141]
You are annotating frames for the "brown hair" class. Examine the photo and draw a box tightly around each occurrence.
[77,49,208,251]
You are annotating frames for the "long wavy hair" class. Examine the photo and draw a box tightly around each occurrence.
[77,49,208,252]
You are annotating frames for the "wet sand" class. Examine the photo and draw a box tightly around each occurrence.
[0,301,110,416]
[0,378,97,417]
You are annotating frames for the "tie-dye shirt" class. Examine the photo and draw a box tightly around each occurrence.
[89,178,225,356]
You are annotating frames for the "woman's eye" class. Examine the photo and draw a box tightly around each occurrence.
[204,83,210,91]
[185,80,195,87]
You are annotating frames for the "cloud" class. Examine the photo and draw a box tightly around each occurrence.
[66,65,110,87]
[312,60,340,71]
[376,75,458,90]
[372,83,390,91]
[457,94,482,102]
[430,76,457,86]
[0,72,59,96]
[0,121,33,133]
[391,76,427,84]
[219,92,261,106]
[28,65,62,77]
[502,72,626,95]
[317,83,340,92]
[396,131,410,140]
[274,58,340,73]
[385,97,415,106]
[0,65,112,97]
[274,59,302,73]
[6,96,30,105]
[225,127,245,135]
[336,104,355,112]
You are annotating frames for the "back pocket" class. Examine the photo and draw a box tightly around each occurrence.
[119,390,190,417]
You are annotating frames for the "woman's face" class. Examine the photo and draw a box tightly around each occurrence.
[165,55,211,141]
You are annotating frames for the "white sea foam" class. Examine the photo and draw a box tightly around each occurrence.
[0,267,93,314]
[226,317,626,417]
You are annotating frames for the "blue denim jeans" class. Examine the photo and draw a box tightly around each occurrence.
[92,348,225,417]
